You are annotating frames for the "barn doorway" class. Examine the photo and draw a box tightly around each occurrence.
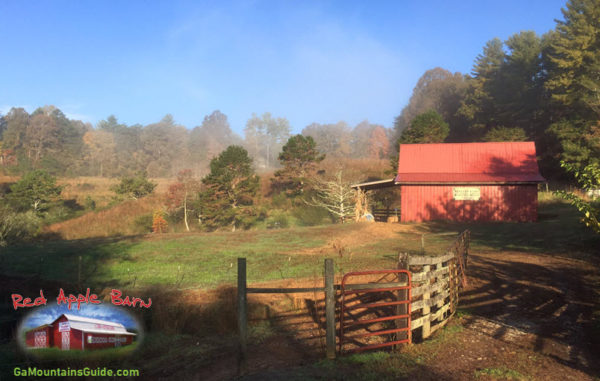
[61,331,70,350]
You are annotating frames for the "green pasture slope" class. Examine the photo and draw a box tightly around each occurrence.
[0,199,598,290]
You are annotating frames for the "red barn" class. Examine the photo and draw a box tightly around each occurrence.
[25,313,136,350]
[395,142,545,222]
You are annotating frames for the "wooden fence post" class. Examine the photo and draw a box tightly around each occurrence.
[324,258,336,359]
[397,253,410,346]
[421,263,431,339]
[237,258,248,375]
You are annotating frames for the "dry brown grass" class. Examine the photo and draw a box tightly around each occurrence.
[58,177,172,207]
[43,193,166,239]
[320,158,392,182]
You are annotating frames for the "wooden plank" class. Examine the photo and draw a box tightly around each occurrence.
[411,279,449,298]
[408,253,454,265]
[429,315,451,335]
[411,290,449,311]
[411,303,451,331]
[411,316,425,329]
[411,266,450,282]
[421,264,431,339]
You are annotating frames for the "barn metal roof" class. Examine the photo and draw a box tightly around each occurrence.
[69,322,136,335]
[395,142,545,184]
[62,314,124,328]
[47,313,136,335]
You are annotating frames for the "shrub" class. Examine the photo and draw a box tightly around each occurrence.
[152,210,168,233]
[292,205,330,226]
[133,213,153,234]
[0,207,40,246]
[84,196,96,210]
[266,212,289,229]
[270,192,290,209]
[111,172,157,200]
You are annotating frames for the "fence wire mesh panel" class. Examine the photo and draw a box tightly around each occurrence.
[339,270,411,353]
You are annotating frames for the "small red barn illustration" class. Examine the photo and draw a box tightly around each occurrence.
[25,313,136,350]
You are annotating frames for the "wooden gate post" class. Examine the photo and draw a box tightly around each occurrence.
[396,253,410,347]
[237,258,248,375]
[324,258,336,359]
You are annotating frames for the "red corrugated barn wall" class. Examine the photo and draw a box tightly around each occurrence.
[25,326,52,348]
[395,142,545,223]
[400,184,538,222]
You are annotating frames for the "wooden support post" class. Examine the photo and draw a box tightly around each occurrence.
[237,258,248,375]
[396,253,410,346]
[421,235,425,254]
[421,264,431,339]
[324,258,336,359]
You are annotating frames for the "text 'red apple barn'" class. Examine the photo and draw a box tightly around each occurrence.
[25,313,136,350]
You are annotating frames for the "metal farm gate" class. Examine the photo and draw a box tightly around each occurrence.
[339,270,411,353]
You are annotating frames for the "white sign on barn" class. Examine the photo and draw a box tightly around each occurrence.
[453,187,481,201]
[58,322,70,332]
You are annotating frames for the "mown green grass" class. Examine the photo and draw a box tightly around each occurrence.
[474,366,528,380]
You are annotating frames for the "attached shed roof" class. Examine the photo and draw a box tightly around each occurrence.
[395,142,545,184]
[351,178,396,191]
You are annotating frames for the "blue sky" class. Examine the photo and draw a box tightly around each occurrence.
[0,0,566,135]
[20,303,139,331]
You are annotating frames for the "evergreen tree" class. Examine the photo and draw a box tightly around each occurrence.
[398,110,449,144]
[546,0,600,118]
[200,146,260,231]
[544,0,600,168]
[272,135,325,196]
[111,172,157,199]
[7,170,62,213]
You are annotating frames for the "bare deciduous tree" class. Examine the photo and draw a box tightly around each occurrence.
[306,170,355,223]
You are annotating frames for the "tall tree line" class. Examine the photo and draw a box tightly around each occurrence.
[0,106,394,178]
[393,0,600,180]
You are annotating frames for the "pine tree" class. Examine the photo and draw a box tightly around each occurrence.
[272,135,324,197]
[200,146,260,231]
[546,0,600,118]
[544,0,600,168]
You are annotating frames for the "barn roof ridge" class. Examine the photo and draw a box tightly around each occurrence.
[60,313,125,328]
[396,141,545,183]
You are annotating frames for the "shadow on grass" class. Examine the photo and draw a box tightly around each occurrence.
[418,201,600,257]
[458,252,600,378]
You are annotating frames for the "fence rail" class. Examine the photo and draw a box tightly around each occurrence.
[371,208,400,222]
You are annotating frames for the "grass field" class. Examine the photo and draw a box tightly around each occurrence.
[1,196,599,380]
[1,199,598,289]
